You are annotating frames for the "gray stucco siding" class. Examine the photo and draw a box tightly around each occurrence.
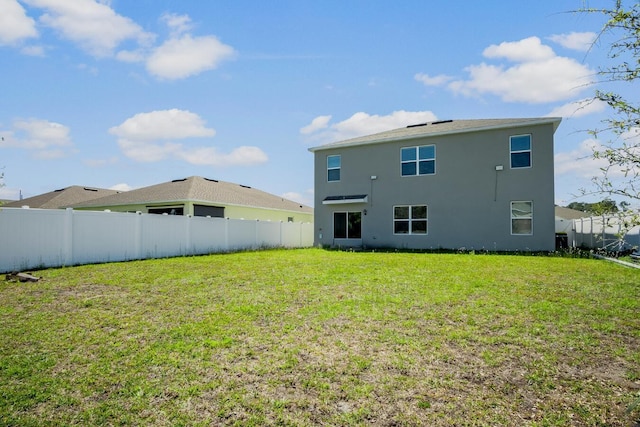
[313,121,557,251]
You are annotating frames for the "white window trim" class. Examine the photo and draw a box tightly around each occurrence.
[510,134,532,169]
[510,200,533,235]
[393,204,428,235]
[401,145,436,177]
[327,155,341,182]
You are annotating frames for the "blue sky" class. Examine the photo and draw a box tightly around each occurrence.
[0,0,635,207]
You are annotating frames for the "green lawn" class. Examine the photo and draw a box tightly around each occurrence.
[1,249,639,426]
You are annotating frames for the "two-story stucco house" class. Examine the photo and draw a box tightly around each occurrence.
[309,117,562,251]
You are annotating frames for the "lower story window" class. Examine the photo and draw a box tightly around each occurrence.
[148,206,184,215]
[511,201,533,235]
[334,211,362,239]
[394,205,428,235]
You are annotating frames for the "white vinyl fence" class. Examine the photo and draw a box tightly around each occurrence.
[573,214,640,251]
[0,207,314,273]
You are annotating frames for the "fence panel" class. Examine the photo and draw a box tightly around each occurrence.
[573,214,640,250]
[141,214,190,258]
[190,216,228,253]
[226,218,257,250]
[0,208,313,273]
[72,210,139,264]
[0,208,68,271]
[256,221,282,247]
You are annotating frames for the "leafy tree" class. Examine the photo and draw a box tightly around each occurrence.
[582,1,640,206]
[566,198,619,214]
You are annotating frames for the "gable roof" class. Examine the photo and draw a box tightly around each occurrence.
[3,186,120,209]
[554,206,592,220]
[69,176,313,213]
[309,117,562,152]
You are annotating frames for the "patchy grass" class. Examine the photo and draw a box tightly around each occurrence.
[0,248,639,426]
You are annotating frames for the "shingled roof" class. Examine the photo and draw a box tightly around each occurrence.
[3,186,120,209]
[309,117,562,152]
[69,176,312,213]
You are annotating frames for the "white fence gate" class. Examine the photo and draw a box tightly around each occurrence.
[0,207,314,272]
[573,214,640,251]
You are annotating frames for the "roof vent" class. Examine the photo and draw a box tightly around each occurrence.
[171,178,187,183]
[431,120,453,125]
[406,122,428,128]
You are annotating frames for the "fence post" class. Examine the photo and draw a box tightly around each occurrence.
[224,218,229,251]
[186,215,192,255]
[255,220,259,248]
[63,208,73,266]
[135,212,143,260]
[602,215,606,250]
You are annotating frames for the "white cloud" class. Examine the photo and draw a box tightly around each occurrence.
[300,115,331,135]
[110,109,267,166]
[24,0,154,57]
[546,98,606,118]
[0,0,38,45]
[116,139,182,163]
[301,110,438,144]
[177,145,268,167]
[281,189,314,207]
[4,2,234,80]
[161,12,193,37]
[448,36,594,103]
[0,118,73,159]
[115,49,145,63]
[555,135,639,187]
[555,138,611,178]
[548,32,597,52]
[483,37,555,62]
[20,44,45,56]
[414,73,453,86]
[146,34,235,80]
[109,183,132,192]
[110,109,216,141]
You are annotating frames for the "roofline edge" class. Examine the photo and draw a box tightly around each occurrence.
[308,117,563,152]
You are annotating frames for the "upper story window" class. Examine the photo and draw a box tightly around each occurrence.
[510,135,531,168]
[393,205,428,235]
[327,155,341,182]
[511,201,533,235]
[401,145,435,176]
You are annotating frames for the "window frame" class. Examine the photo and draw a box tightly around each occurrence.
[510,201,533,235]
[510,134,532,169]
[401,145,436,177]
[393,204,428,235]
[333,211,362,239]
[327,155,341,182]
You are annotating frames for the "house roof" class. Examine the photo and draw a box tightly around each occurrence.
[554,206,592,220]
[308,117,562,152]
[3,186,120,209]
[69,176,313,214]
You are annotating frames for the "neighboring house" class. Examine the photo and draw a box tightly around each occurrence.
[68,176,313,223]
[555,206,590,234]
[309,118,562,251]
[555,206,591,249]
[3,186,120,209]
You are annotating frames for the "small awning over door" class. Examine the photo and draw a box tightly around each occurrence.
[322,195,368,205]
